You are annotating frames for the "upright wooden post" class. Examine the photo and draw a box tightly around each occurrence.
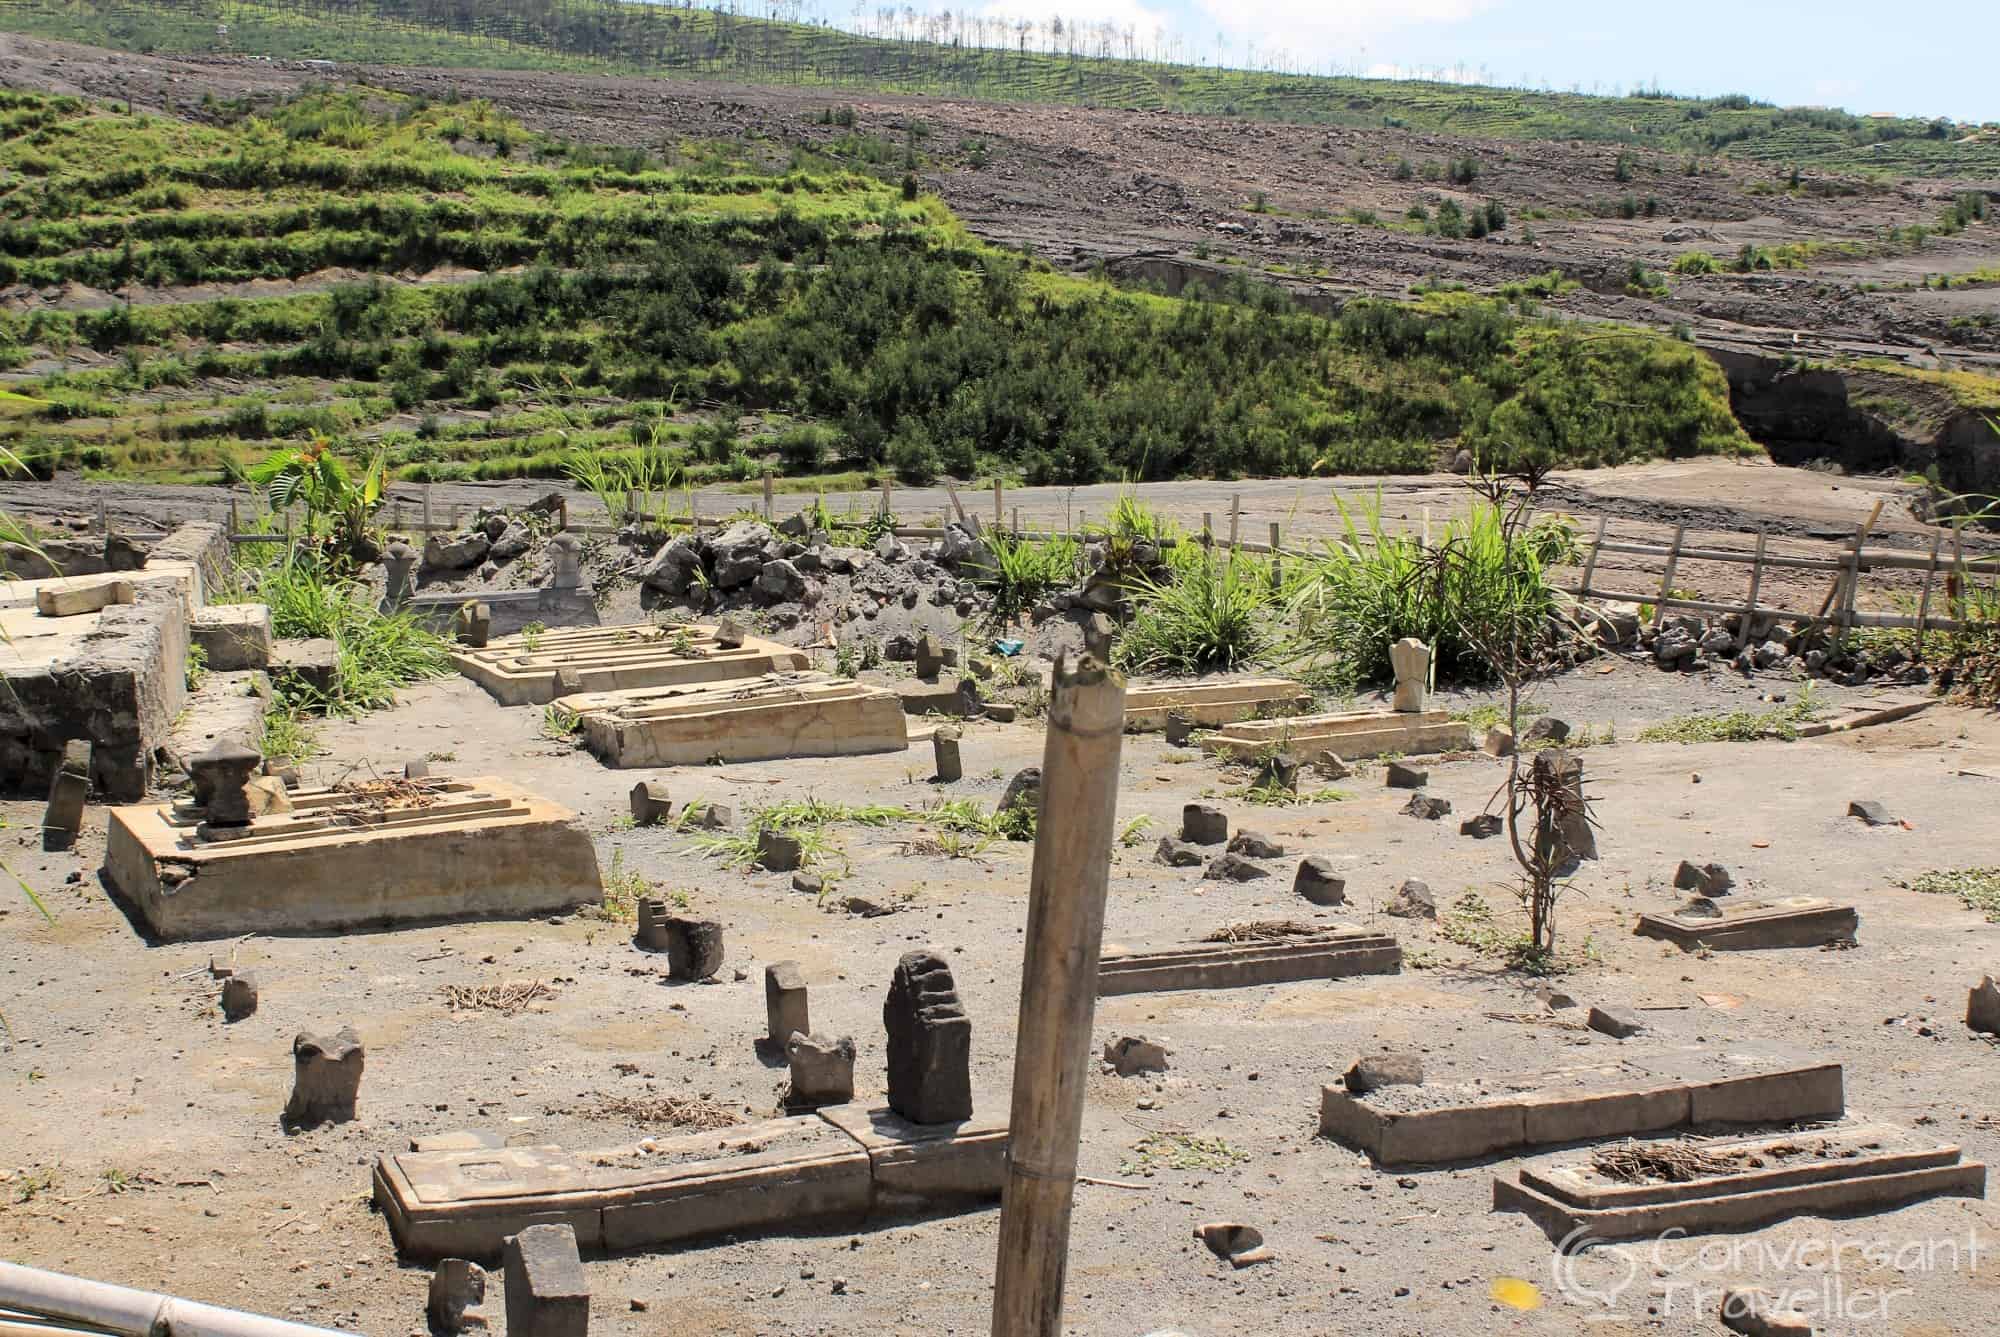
[993,478,1004,531]
[1201,513,1213,550]
[990,654,1126,1337]
[1735,528,1768,651]
[945,479,970,528]
[1227,494,1240,549]
[1816,500,1882,624]
[1577,516,1607,599]
[762,470,774,520]
[879,478,892,519]
[1949,530,1967,622]
[557,497,568,532]
[422,485,433,536]
[1916,533,1944,655]
[97,494,109,538]
[1011,505,1020,537]
[1269,522,1283,589]
[228,496,241,539]
[1653,524,1686,627]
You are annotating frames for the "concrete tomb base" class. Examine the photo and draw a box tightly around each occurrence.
[1494,1122,1986,1242]
[1098,927,1401,996]
[1121,677,1310,732]
[1320,1051,1845,1166]
[105,776,602,939]
[373,1103,1008,1260]
[453,623,810,706]
[1201,708,1472,764]
[1635,896,1860,950]
[560,672,909,768]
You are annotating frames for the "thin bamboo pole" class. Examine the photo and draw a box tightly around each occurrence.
[1735,528,1768,651]
[1577,516,1607,599]
[762,470,774,519]
[990,654,1126,1337]
[1916,532,1944,655]
[1227,493,1240,548]
[1652,524,1686,628]
[993,478,1004,530]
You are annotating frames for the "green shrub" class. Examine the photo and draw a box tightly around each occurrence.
[1120,546,1276,675]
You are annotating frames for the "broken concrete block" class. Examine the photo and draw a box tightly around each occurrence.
[691,802,733,830]
[1848,799,1895,826]
[1673,860,1734,896]
[452,602,492,648]
[1522,716,1571,745]
[35,577,133,618]
[785,1032,856,1109]
[1228,830,1285,859]
[1344,1053,1423,1094]
[1195,1221,1273,1269]
[1721,1287,1812,1337]
[765,961,810,1048]
[1164,712,1196,746]
[885,950,972,1125]
[270,637,339,699]
[932,727,962,783]
[191,602,273,671]
[242,774,292,818]
[1587,1006,1644,1039]
[1460,813,1502,839]
[1154,837,1203,868]
[427,1258,489,1333]
[1103,1036,1170,1076]
[1204,852,1270,882]
[914,633,944,680]
[1535,750,1596,870]
[1389,638,1431,713]
[664,919,725,982]
[220,972,258,1022]
[403,759,431,780]
[791,871,824,897]
[983,702,1017,723]
[712,616,747,649]
[1969,977,2000,1036]
[1483,725,1515,757]
[191,736,262,827]
[628,781,671,826]
[1384,880,1435,919]
[41,738,89,852]
[756,828,803,872]
[999,767,1040,815]
[503,1224,588,1337]
[1181,803,1228,846]
[1294,857,1346,906]
[1253,751,1298,793]
[283,1027,363,1127]
[1402,793,1451,820]
[1384,761,1428,789]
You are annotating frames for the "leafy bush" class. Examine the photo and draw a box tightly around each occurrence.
[236,557,450,713]
[1120,547,1276,675]
[1672,250,1720,275]
[970,533,1078,624]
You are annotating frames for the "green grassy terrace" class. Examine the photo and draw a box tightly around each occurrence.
[0,87,1751,488]
[3,0,1996,177]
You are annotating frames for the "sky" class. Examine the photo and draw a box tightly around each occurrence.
[855,1,2000,123]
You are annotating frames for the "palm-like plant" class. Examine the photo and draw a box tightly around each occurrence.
[247,438,388,570]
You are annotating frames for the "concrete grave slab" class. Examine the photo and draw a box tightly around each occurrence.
[191,602,273,671]
[375,1103,1011,1260]
[168,670,268,763]
[561,672,909,768]
[34,576,133,618]
[1634,896,1860,950]
[1320,1052,1844,1166]
[452,623,810,706]
[1097,927,1402,996]
[1495,1122,1986,1242]
[105,776,602,939]
[1200,708,1472,764]
[1121,677,1310,732]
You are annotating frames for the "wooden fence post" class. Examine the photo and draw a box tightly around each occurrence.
[1269,522,1283,589]
[422,485,433,536]
[762,470,774,520]
[879,478,892,520]
[1578,517,1607,600]
[1011,506,1021,537]
[1227,493,1240,549]
[993,478,1004,531]
[989,654,1126,1337]
[1735,528,1768,651]
[1201,513,1213,550]
[1653,524,1686,627]
[1916,533,1944,657]
[228,496,241,539]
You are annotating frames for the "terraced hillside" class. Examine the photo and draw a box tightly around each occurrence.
[0,87,1751,488]
[4,0,1998,177]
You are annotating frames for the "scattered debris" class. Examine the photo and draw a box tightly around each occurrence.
[1195,1221,1273,1269]
[440,980,556,1015]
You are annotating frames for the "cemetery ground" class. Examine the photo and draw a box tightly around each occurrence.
[1,642,1997,1335]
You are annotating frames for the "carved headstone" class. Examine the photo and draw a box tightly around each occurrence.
[453,601,492,648]
[1389,637,1431,713]
[283,1026,364,1127]
[42,738,89,851]
[1534,749,1597,874]
[785,1032,856,1109]
[382,540,417,611]
[546,532,583,591]
[629,780,672,826]
[883,950,972,1125]
[932,726,963,783]
[192,736,262,828]
[765,960,810,1047]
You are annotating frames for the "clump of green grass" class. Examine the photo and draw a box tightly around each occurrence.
[236,557,450,713]
[1898,868,2000,922]
[1234,781,1349,807]
[1120,547,1276,675]
[970,533,1078,625]
[1636,691,1820,743]
[1120,1132,1249,1176]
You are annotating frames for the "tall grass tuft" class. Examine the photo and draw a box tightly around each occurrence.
[240,557,451,712]
[1120,546,1276,675]
[971,533,1079,625]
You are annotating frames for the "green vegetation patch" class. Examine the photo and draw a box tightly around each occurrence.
[1898,868,2000,922]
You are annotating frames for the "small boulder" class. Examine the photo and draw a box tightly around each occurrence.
[629,781,672,826]
[785,1032,857,1109]
[1673,860,1734,896]
[756,828,803,872]
[1522,717,1570,745]
[754,558,807,603]
[1384,880,1435,919]
[1460,813,1502,839]
[1384,761,1428,790]
[1721,1287,1813,1336]
[1204,852,1270,882]
[1402,793,1451,820]
[1848,799,1895,826]
[220,973,258,1022]
[1483,725,1516,757]
[1154,837,1204,868]
[1294,857,1346,906]
[1194,1222,1272,1269]
[1343,1052,1423,1094]
[1102,1036,1170,1076]
[489,522,532,561]
[1181,803,1228,845]
[422,532,489,570]
[1312,751,1354,779]
[1587,1006,1646,1039]
[1227,829,1285,859]
[1969,976,2000,1036]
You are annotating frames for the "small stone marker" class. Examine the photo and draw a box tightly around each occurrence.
[628,781,672,826]
[1522,716,1571,745]
[1195,1222,1273,1269]
[1483,725,1516,757]
[692,802,734,830]
[1536,750,1596,869]
[1343,1052,1423,1094]
[1460,813,1502,839]
[914,633,944,680]
[427,1259,488,1334]
[756,828,803,872]
[1154,837,1203,868]
[884,950,972,1125]
[1673,860,1734,896]
[1103,1036,1170,1076]
[1227,830,1285,859]
[552,667,584,696]
[1384,879,1435,919]
[547,532,584,590]
[283,1026,364,1127]
[1969,976,2000,1036]
[1721,1286,1812,1337]
[243,775,292,818]
[1253,751,1298,793]
[1000,767,1041,815]
[1587,1005,1645,1039]
[192,736,263,827]
[35,577,133,619]
[1389,637,1431,713]
[765,961,810,1048]
[984,702,1018,723]
[1848,799,1895,826]
[664,918,725,981]
[1294,857,1346,906]
[452,601,492,648]
[503,1223,589,1337]
[1182,803,1228,845]
[713,616,747,649]
[404,759,430,780]
[791,871,823,896]
[1312,751,1354,779]
[932,726,963,783]
[785,1032,856,1109]
[42,738,89,852]
[1082,612,1116,662]
[1164,712,1196,746]
[1204,852,1270,882]
[1384,761,1428,790]
[1402,793,1451,820]
[381,541,417,612]
[220,972,258,1022]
